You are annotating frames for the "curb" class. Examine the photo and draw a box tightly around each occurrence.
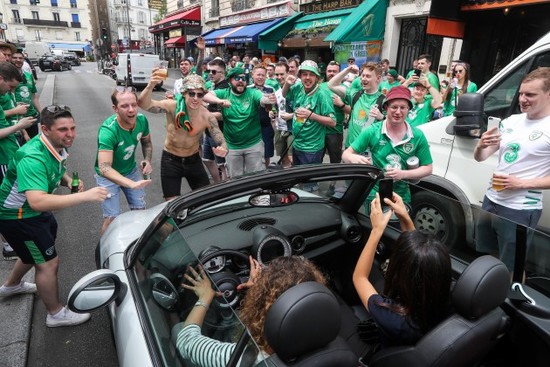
[0,73,55,367]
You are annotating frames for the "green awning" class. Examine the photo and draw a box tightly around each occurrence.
[259,12,304,52]
[325,0,388,43]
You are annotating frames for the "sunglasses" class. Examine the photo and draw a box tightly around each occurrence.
[115,86,136,93]
[187,91,204,98]
[45,105,71,114]
[233,76,246,82]
[208,69,219,75]
[328,61,340,66]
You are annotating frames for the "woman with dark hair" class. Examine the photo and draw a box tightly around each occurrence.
[442,62,478,116]
[175,255,327,367]
[353,192,452,347]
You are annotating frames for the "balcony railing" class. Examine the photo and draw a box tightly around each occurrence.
[71,22,81,28]
[12,18,22,24]
[23,19,69,27]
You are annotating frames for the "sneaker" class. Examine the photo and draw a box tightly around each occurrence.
[46,307,91,328]
[2,243,17,259]
[0,281,37,297]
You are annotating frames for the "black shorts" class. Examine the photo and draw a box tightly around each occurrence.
[160,150,210,198]
[0,212,58,264]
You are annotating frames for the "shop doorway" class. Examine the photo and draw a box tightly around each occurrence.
[395,17,442,77]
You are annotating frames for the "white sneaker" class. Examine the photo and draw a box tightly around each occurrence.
[0,282,37,297]
[46,307,91,328]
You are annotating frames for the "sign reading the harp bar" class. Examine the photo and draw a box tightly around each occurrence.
[219,2,292,27]
[300,0,361,14]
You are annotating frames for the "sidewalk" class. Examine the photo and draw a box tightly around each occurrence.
[0,73,55,367]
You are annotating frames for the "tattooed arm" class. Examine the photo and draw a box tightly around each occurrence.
[98,150,149,189]
[138,75,175,114]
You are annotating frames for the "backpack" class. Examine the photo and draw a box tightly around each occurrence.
[344,90,385,129]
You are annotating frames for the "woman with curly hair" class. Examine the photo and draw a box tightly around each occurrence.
[353,192,452,347]
[175,255,326,367]
[442,62,478,117]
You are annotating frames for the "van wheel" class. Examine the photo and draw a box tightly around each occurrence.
[411,191,465,249]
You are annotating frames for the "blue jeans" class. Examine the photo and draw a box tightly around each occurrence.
[476,196,542,271]
[293,148,324,166]
[95,167,146,218]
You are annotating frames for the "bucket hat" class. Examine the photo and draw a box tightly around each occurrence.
[382,85,413,110]
[298,60,320,77]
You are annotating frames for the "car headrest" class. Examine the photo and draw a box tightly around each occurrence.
[264,282,341,362]
[452,255,509,319]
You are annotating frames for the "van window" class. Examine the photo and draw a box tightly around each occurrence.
[484,50,550,119]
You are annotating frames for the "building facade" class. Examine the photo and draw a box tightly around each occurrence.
[0,0,93,51]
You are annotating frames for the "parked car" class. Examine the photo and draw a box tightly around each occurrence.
[38,55,71,72]
[62,51,81,66]
[68,165,550,367]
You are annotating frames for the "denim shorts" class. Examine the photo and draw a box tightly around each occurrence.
[202,134,226,165]
[95,167,146,218]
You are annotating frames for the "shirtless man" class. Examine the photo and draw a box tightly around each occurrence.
[138,72,227,200]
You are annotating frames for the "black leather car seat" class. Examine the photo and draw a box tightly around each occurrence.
[369,255,511,367]
[261,281,358,367]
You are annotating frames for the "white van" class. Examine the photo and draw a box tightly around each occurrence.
[115,53,162,89]
[412,31,550,264]
[25,41,52,65]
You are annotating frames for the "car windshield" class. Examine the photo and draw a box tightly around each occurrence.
[128,168,550,366]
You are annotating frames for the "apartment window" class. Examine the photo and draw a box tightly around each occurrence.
[34,30,41,41]
[138,0,143,5]
[32,11,39,20]
[138,11,145,24]
[70,0,77,8]
[51,0,58,6]
[10,0,17,4]
[30,0,39,5]
[16,29,24,41]
[53,13,60,22]
[12,10,21,23]
[75,31,81,41]
[72,14,79,23]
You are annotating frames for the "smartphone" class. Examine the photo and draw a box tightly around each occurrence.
[487,116,501,132]
[378,179,393,207]
[413,68,422,77]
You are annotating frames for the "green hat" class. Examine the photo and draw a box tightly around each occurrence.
[226,67,246,80]
[388,69,398,79]
[298,60,320,77]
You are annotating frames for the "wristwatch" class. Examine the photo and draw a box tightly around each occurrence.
[194,300,209,310]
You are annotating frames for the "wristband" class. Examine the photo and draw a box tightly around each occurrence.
[194,300,209,310]
[307,111,314,120]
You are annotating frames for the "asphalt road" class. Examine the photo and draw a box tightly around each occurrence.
[27,62,175,367]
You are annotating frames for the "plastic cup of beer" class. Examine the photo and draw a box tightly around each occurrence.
[155,61,168,80]
[492,171,508,191]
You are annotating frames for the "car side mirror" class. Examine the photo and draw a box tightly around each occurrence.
[452,93,485,137]
[67,269,126,313]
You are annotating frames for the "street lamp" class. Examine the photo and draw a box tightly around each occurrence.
[126,0,132,53]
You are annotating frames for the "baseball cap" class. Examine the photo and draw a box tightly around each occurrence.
[298,60,320,77]
[204,56,213,63]
[226,67,246,80]
[182,74,207,93]
[348,56,356,61]
[186,56,195,63]
[382,86,413,110]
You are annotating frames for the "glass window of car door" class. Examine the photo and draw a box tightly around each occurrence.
[132,216,263,367]
[483,50,550,119]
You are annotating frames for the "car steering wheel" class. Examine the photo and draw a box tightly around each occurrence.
[199,249,250,310]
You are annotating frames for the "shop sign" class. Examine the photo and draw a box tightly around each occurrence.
[295,16,345,30]
[220,2,291,27]
[300,0,361,14]
[333,40,383,67]
[148,0,165,11]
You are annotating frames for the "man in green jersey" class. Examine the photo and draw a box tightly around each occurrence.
[401,78,442,127]
[342,86,433,204]
[0,62,36,259]
[12,51,41,138]
[329,62,385,148]
[203,67,276,178]
[322,61,346,163]
[96,87,153,234]
[282,60,336,165]
[404,54,440,92]
[0,105,108,327]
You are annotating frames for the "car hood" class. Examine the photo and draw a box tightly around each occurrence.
[99,201,168,259]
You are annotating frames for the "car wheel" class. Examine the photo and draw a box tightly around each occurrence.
[411,190,465,249]
[39,67,45,72]
[68,64,72,70]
